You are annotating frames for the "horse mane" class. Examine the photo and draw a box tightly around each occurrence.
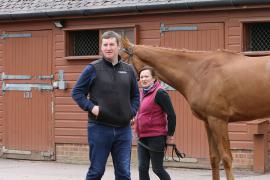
[165,46,238,54]
[121,37,241,56]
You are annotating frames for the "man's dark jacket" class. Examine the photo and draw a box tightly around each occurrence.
[72,57,140,127]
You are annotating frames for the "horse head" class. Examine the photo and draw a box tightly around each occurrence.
[120,36,145,74]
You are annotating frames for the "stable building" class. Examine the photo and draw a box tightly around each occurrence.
[0,0,269,172]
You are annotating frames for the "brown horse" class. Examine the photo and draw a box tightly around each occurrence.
[120,38,270,180]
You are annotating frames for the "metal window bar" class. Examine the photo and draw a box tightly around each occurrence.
[72,30,99,56]
[247,23,270,51]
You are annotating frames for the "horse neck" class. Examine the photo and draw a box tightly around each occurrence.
[134,45,199,96]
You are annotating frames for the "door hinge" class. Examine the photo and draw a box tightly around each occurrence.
[0,33,32,39]
[160,23,198,35]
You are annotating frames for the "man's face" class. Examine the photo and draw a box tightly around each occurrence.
[101,37,119,61]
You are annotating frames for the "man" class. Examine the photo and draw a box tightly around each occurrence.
[72,31,140,180]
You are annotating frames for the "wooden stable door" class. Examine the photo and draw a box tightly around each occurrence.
[161,23,225,159]
[2,30,54,160]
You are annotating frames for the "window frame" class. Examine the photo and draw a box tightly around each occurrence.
[241,18,270,56]
[63,24,138,61]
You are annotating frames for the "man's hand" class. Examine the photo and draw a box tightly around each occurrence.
[91,105,100,116]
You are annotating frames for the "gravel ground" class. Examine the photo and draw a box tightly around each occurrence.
[0,158,269,180]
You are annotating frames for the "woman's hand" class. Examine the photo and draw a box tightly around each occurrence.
[130,118,135,126]
[166,136,174,145]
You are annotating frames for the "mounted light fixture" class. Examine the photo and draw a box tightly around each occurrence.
[53,20,64,28]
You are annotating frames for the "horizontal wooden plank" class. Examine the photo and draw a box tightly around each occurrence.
[55,97,76,105]
[55,135,87,144]
[55,120,87,128]
[55,128,86,136]
[228,35,241,45]
[228,26,241,36]
[228,123,247,132]
[67,81,76,89]
[61,73,82,81]
[55,50,65,58]
[54,89,73,97]
[161,11,227,24]
[55,105,83,112]
[0,21,52,31]
[55,42,64,50]
[55,65,86,73]
[227,18,241,27]
[0,126,3,134]
[138,21,160,31]
[228,44,241,52]
[55,58,90,66]
[140,38,160,46]
[53,28,63,35]
[55,34,64,42]
[230,141,252,149]
[139,30,160,39]
[55,112,87,120]
[64,56,100,61]
[229,132,252,141]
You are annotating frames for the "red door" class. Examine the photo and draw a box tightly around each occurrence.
[2,30,54,160]
[161,23,225,159]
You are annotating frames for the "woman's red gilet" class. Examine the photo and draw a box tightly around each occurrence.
[136,82,167,138]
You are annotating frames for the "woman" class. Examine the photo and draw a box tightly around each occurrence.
[135,66,176,180]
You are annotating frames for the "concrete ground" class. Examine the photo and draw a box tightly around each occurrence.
[0,158,269,180]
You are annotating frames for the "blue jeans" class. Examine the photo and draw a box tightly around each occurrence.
[86,123,132,180]
[138,136,171,180]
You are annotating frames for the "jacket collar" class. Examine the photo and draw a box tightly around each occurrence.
[102,55,122,66]
[143,81,160,96]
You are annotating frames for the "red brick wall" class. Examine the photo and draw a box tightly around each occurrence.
[56,144,89,164]
[232,149,253,169]
[55,144,138,166]
[55,143,263,170]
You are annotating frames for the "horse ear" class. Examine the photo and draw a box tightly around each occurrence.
[121,36,130,48]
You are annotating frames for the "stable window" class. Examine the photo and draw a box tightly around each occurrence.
[67,30,99,56]
[65,27,136,60]
[244,22,270,52]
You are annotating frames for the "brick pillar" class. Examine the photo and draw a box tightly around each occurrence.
[247,119,269,173]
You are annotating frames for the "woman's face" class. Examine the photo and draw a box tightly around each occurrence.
[139,69,155,88]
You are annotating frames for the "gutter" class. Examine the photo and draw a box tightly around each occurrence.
[0,0,269,21]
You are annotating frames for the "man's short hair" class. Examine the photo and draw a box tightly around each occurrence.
[102,31,121,45]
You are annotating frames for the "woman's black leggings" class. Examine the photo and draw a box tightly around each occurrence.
[138,136,171,180]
